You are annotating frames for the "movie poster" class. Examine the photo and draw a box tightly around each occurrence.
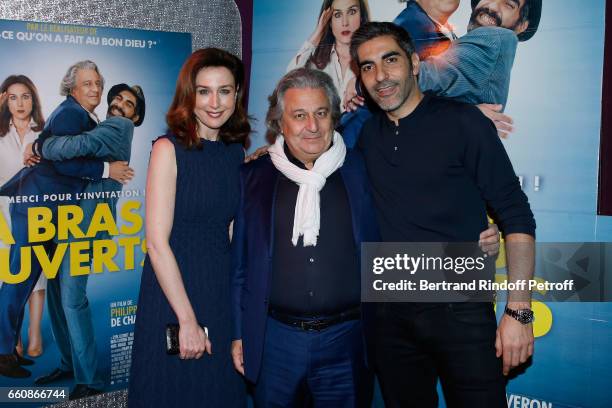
[0,19,191,405]
[249,1,611,407]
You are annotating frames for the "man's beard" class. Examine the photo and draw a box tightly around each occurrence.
[468,7,503,30]
[371,74,414,114]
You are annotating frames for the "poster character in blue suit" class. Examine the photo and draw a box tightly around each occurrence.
[30,84,145,400]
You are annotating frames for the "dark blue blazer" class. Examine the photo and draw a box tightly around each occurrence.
[231,150,380,383]
[0,96,103,214]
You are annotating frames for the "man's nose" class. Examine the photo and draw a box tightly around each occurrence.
[486,0,501,12]
[306,114,319,133]
[375,65,388,83]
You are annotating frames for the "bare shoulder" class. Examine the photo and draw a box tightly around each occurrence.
[150,138,177,172]
[152,138,176,157]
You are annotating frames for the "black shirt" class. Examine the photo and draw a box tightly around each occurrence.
[358,94,535,242]
[269,145,360,317]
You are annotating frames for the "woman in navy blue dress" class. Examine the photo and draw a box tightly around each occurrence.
[128,48,250,407]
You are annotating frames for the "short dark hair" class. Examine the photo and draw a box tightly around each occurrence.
[350,22,417,65]
[470,0,541,42]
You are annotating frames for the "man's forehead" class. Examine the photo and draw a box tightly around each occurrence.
[76,68,100,81]
[118,90,137,104]
[283,87,329,111]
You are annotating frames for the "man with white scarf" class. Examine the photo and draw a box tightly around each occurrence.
[231,68,379,407]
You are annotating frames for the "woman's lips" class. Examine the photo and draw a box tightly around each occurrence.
[341,30,351,36]
[206,111,223,118]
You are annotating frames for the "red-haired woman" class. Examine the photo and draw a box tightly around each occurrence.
[0,75,46,358]
[128,48,249,407]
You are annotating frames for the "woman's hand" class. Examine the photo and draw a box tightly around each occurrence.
[179,321,211,360]
[23,142,40,167]
[308,7,333,46]
[343,77,365,111]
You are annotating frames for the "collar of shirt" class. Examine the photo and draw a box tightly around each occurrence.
[283,143,307,169]
[330,45,341,77]
[81,105,101,124]
[412,0,457,41]
[330,45,355,86]
[9,118,37,130]
[380,93,432,129]
[282,140,336,170]
[7,118,37,147]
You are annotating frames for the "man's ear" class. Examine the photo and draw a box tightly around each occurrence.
[411,52,420,76]
[515,19,529,36]
[132,114,140,124]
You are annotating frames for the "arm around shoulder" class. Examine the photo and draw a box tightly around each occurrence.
[418,27,517,101]
[42,116,134,161]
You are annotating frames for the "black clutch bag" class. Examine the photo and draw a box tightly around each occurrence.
[165,323,208,355]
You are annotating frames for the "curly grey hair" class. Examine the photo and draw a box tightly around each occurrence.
[265,68,341,142]
[59,60,105,96]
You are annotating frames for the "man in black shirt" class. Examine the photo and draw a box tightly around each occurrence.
[351,22,536,408]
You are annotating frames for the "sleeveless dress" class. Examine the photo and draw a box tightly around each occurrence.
[128,135,246,408]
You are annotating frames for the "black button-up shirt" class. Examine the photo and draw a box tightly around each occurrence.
[359,94,535,242]
[269,145,360,317]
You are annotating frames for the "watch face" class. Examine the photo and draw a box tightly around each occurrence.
[518,310,534,323]
[506,307,534,324]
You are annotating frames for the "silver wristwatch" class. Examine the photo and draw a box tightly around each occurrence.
[504,306,534,324]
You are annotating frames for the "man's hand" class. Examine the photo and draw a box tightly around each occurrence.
[496,305,534,375]
[344,95,365,112]
[0,91,7,106]
[231,339,245,375]
[244,145,270,163]
[477,104,514,139]
[109,161,134,184]
[343,77,365,112]
[479,223,500,256]
[23,142,41,167]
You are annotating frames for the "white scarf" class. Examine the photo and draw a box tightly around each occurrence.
[268,131,346,247]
